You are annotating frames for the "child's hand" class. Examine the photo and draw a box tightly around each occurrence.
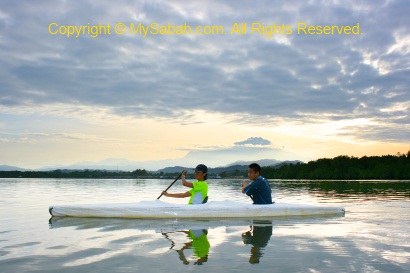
[182,170,188,176]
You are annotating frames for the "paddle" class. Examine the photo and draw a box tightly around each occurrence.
[157,171,184,199]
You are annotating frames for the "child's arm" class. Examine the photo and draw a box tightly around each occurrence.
[181,170,194,188]
[162,191,191,198]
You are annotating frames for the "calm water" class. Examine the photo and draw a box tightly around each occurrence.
[0,178,409,273]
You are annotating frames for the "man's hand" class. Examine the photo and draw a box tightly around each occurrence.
[241,181,247,193]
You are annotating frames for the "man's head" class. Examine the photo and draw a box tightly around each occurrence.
[247,163,261,181]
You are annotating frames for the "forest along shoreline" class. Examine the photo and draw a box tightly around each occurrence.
[1,152,410,180]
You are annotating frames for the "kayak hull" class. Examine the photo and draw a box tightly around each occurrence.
[49,200,345,218]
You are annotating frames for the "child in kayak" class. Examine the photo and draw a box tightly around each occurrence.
[162,164,208,204]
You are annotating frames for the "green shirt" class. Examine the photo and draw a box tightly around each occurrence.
[188,181,208,204]
[189,230,210,258]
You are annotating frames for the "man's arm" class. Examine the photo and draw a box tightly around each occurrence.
[243,180,260,196]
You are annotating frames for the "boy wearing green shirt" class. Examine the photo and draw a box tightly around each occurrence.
[162,164,208,204]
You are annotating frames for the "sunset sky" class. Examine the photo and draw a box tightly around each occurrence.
[1,0,409,169]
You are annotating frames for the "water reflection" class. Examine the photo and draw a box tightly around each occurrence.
[241,220,273,264]
[274,180,410,201]
[162,229,210,265]
[48,217,277,266]
[48,217,267,231]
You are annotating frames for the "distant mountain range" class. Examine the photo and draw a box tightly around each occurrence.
[0,159,303,174]
[160,160,303,174]
[156,159,292,174]
[0,137,313,172]
[0,165,30,171]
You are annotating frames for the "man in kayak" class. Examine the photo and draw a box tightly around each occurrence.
[162,164,208,204]
[241,163,273,204]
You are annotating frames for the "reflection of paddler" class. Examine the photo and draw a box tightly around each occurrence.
[189,229,210,260]
[242,225,272,264]
[162,229,210,265]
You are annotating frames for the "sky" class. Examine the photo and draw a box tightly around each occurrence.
[0,0,409,169]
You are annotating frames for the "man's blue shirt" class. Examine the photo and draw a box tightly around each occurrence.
[244,176,273,204]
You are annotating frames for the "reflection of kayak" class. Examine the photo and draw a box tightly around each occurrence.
[48,216,271,231]
[49,214,343,232]
[49,200,345,218]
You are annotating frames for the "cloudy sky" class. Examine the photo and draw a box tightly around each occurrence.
[1,0,409,169]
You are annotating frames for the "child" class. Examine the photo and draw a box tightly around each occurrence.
[162,164,208,204]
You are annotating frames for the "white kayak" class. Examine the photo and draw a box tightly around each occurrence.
[49,200,345,218]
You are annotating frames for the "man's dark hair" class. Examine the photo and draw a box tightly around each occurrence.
[248,163,261,173]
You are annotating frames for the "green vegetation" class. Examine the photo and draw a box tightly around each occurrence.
[0,169,244,179]
[262,152,410,180]
[0,169,150,179]
[1,152,409,180]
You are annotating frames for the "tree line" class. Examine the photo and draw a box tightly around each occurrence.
[262,152,410,180]
[0,169,150,179]
[1,151,409,180]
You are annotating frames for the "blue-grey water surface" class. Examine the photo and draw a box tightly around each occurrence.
[0,178,409,272]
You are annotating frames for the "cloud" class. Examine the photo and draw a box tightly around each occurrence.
[0,0,409,166]
[234,137,271,146]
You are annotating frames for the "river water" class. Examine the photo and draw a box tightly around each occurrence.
[0,178,409,272]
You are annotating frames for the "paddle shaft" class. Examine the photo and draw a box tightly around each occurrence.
[157,172,183,199]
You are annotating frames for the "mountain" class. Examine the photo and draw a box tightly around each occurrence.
[156,160,304,174]
[207,164,248,174]
[0,159,305,174]
[0,165,30,171]
[155,166,186,173]
[38,152,307,172]
[38,158,140,172]
[273,160,304,168]
[156,164,249,174]
[17,142,309,171]
[226,159,282,167]
[1,137,311,172]
[180,146,302,166]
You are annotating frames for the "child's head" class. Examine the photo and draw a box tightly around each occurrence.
[194,164,208,180]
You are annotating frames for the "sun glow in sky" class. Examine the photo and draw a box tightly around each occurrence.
[0,0,409,169]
